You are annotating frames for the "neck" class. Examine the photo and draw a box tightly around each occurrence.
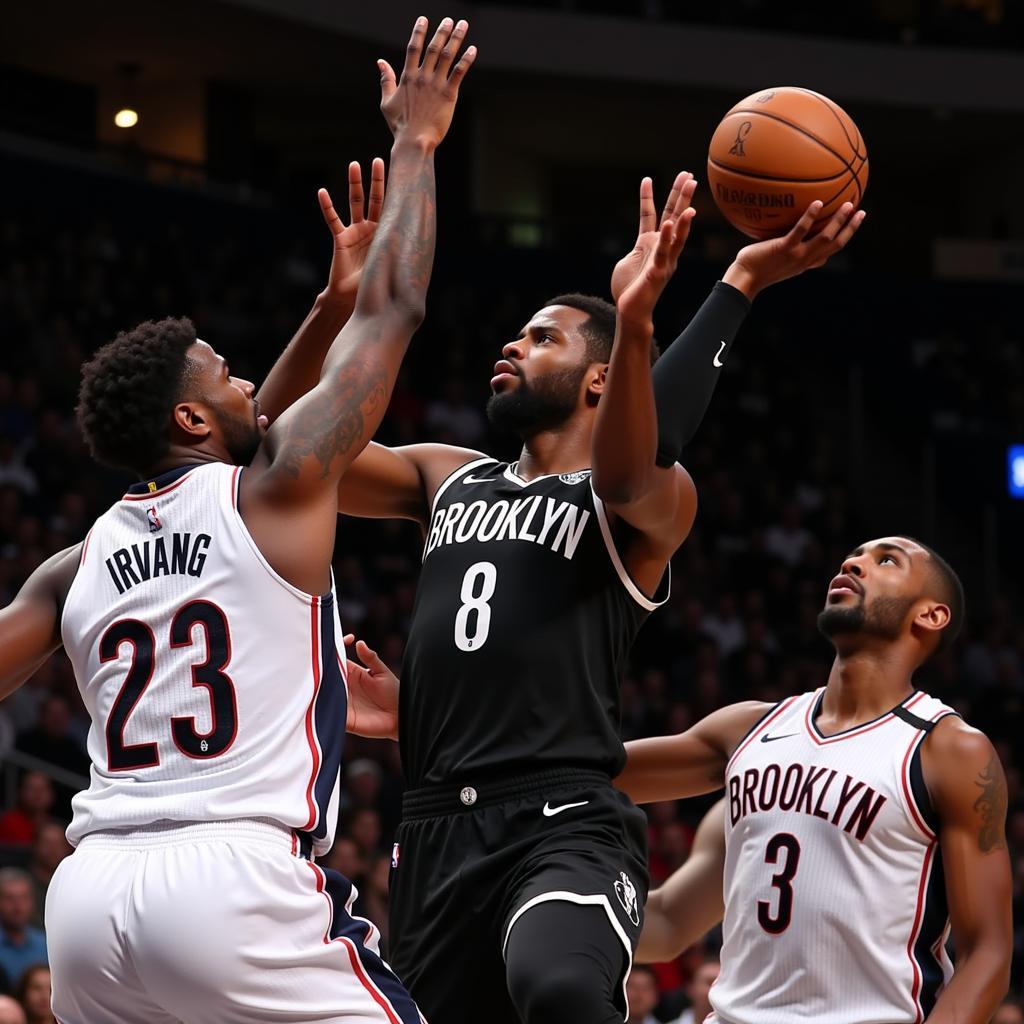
[141,444,227,480]
[819,638,919,727]
[515,419,592,481]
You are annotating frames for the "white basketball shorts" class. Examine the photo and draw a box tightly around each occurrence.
[45,819,424,1024]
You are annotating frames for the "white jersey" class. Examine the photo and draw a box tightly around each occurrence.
[61,463,347,856]
[710,688,958,1024]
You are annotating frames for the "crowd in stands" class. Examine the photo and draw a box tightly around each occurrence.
[0,156,1022,1021]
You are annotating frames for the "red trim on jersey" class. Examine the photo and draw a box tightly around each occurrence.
[307,863,402,1024]
[301,598,324,831]
[121,470,197,501]
[291,832,298,857]
[804,690,927,746]
[726,696,801,773]
[906,839,937,1023]
[230,465,241,510]
[80,529,93,565]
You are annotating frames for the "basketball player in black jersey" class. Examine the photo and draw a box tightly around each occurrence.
[263,174,863,1021]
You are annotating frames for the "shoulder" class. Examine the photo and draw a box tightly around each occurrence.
[25,543,83,604]
[921,715,1005,820]
[922,713,993,764]
[695,699,777,754]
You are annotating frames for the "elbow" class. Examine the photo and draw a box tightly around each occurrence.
[354,287,426,329]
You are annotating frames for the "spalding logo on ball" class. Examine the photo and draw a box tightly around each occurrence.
[708,86,869,240]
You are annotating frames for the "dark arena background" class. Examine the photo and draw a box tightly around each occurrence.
[1,1,1023,1020]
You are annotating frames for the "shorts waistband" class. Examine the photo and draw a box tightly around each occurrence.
[76,817,312,855]
[402,767,612,819]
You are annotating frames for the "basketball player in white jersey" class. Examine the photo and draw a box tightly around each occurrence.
[0,17,475,1023]
[617,536,1012,1024]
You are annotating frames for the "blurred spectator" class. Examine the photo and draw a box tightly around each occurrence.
[624,964,660,1024]
[994,997,1024,1024]
[12,965,53,1024]
[763,501,813,568]
[0,778,54,847]
[0,872,46,990]
[24,825,70,932]
[0,996,26,1024]
[668,956,720,1024]
[14,699,88,817]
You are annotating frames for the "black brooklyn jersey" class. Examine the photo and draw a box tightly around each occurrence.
[400,458,669,787]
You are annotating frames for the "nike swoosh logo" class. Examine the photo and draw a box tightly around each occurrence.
[713,341,727,368]
[462,475,492,484]
[760,732,799,743]
[542,800,589,817]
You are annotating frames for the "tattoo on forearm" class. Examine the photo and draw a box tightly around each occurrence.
[972,754,1007,853]
[276,361,388,479]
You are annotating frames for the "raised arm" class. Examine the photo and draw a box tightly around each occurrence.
[255,159,387,423]
[645,199,866,470]
[614,700,768,805]
[241,17,476,591]
[591,173,698,549]
[0,544,81,701]
[921,719,1012,1023]
[637,799,726,963]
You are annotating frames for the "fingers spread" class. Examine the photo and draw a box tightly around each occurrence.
[675,176,698,219]
[787,200,824,245]
[347,161,364,224]
[402,17,429,76]
[378,59,398,104]
[447,44,477,93]
[639,177,657,234]
[422,17,455,74]
[318,188,343,234]
[436,19,468,78]
[367,157,386,222]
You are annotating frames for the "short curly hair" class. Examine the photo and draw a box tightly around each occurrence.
[545,293,660,366]
[77,317,199,473]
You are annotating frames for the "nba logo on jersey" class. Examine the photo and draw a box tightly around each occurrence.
[146,506,162,532]
[392,843,401,869]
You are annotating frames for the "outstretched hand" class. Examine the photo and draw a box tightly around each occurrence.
[317,158,386,309]
[723,201,866,300]
[379,16,477,150]
[343,633,399,740]
[611,172,697,325]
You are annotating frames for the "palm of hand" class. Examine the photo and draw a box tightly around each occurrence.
[611,232,660,303]
[329,220,378,300]
[346,662,398,737]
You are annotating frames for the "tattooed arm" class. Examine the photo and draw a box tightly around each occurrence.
[920,717,1011,1024]
[241,16,477,594]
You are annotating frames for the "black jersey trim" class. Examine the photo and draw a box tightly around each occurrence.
[590,487,670,612]
[806,688,925,743]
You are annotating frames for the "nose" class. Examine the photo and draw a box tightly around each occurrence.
[841,556,864,578]
[234,376,256,398]
[502,338,524,360]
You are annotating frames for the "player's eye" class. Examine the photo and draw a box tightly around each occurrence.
[880,554,897,565]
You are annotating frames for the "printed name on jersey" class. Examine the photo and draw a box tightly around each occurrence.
[424,494,590,561]
[105,532,211,594]
[728,761,887,841]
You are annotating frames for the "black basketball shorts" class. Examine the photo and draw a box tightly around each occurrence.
[387,767,649,1024]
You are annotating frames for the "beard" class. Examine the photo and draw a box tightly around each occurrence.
[219,408,263,466]
[486,365,587,436]
[817,594,913,644]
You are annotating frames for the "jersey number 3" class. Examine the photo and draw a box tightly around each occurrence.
[757,832,801,934]
[454,561,497,652]
[101,600,238,770]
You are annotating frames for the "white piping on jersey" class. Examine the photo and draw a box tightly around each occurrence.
[501,890,633,1017]
[590,487,669,612]
[802,688,928,746]
[899,708,957,844]
[426,456,495,521]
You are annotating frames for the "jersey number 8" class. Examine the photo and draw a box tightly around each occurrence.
[454,561,497,652]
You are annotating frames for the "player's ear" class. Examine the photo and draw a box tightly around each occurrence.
[170,401,213,442]
[913,600,950,640]
[586,363,608,400]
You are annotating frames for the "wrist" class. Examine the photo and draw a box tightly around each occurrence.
[316,289,355,319]
[391,134,437,158]
[615,312,655,339]
[722,262,764,301]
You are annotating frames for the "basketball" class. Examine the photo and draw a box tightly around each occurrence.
[707,86,869,240]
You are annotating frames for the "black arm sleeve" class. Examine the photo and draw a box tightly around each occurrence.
[653,280,751,467]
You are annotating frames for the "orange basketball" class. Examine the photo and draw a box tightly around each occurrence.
[707,87,868,240]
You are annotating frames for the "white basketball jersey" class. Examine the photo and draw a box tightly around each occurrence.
[61,463,347,856]
[710,688,958,1024]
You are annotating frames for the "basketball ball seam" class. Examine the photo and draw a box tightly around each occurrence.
[792,87,867,161]
[725,108,867,201]
[707,157,851,185]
